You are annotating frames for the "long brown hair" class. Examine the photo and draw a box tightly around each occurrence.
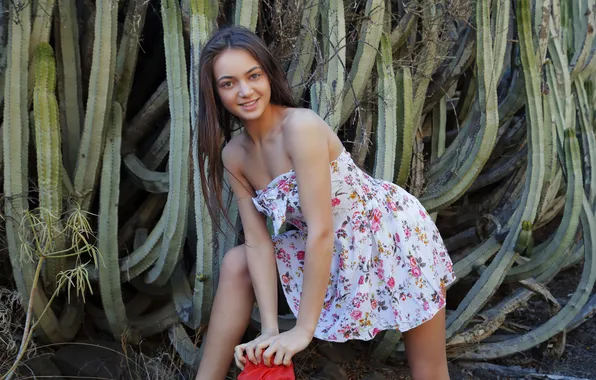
[196,26,297,227]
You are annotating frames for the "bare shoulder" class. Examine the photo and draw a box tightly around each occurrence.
[221,135,245,175]
[281,108,329,145]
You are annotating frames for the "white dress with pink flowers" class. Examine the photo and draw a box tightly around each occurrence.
[251,148,456,342]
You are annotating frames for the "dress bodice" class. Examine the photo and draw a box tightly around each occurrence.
[251,148,388,236]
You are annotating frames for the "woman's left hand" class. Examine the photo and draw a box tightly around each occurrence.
[254,325,314,367]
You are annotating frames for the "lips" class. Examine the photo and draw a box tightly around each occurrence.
[239,99,258,106]
[239,98,259,111]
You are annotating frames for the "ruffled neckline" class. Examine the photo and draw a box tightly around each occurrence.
[253,148,347,196]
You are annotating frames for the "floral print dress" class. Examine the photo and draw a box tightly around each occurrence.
[251,148,456,342]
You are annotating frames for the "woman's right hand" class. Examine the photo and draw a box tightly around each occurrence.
[234,328,279,369]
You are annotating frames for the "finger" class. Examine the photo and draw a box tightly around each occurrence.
[255,340,271,363]
[234,344,246,364]
[262,344,277,367]
[245,344,258,364]
[234,352,245,370]
[273,349,285,366]
[282,351,293,366]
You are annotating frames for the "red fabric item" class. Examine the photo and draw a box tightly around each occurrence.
[238,357,295,380]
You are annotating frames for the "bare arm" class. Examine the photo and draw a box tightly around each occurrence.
[222,144,279,334]
[284,112,335,336]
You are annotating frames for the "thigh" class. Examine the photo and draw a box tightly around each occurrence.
[402,307,447,358]
[402,289,449,379]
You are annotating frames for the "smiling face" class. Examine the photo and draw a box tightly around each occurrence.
[213,48,272,122]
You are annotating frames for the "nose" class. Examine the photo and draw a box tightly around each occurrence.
[238,81,253,97]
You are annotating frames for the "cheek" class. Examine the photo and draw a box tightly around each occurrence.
[257,80,272,97]
[217,89,235,108]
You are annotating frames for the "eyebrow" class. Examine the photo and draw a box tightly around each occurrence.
[216,66,262,82]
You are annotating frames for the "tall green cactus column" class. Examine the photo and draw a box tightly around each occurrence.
[4,0,33,305]
[372,34,397,182]
[144,0,191,286]
[320,0,346,132]
[4,3,80,345]
[73,0,119,211]
[32,43,66,294]
[189,0,217,328]
[98,102,130,340]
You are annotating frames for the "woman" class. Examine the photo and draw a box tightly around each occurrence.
[194,26,456,380]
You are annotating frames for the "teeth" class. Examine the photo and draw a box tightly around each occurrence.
[242,100,257,106]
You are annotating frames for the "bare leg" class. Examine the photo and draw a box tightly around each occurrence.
[195,245,254,380]
[402,289,450,380]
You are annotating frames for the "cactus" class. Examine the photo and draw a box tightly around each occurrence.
[420,0,500,212]
[504,128,583,282]
[310,81,331,120]
[114,0,149,115]
[393,66,413,186]
[457,195,596,359]
[144,0,191,287]
[340,0,384,125]
[425,0,509,178]
[73,0,119,211]
[574,78,596,204]
[123,80,169,152]
[235,0,259,31]
[98,102,129,340]
[123,154,169,193]
[0,0,7,110]
[372,34,397,182]
[30,0,56,58]
[32,43,66,293]
[445,0,546,338]
[4,0,33,309]
[569,0,595,78]
[4,2,80,346]
[55,0,84,176]
[3,0,596,367]
[320,0,346,132]
[286,1,320,102]
[189,0,217,328]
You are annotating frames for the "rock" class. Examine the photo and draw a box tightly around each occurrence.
[51,341,142,380]
[310,361,349,380]
[316,341,359,364]
[18,356,64,379]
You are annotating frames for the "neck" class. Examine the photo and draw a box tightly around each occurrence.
[242,103,285,144]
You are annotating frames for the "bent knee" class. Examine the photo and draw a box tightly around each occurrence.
[220,245,249,280]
